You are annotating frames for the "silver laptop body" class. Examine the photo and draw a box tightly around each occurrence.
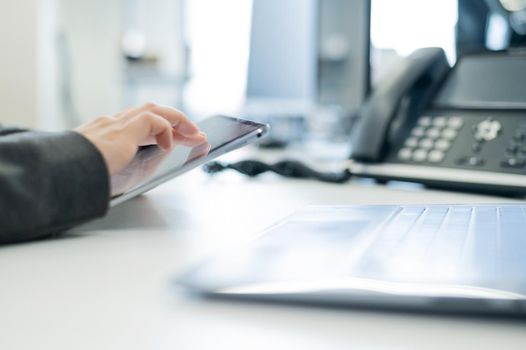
[178,204,526,315]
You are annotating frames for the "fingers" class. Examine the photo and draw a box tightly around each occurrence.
[77,104,206,177]
[130,111,207,151]
[172,130,208,147]
[118,102,200,137]
[113,106,136,119]
[131,111,174,151]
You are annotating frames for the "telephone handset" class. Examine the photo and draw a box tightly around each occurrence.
[348,48,526,195]
[350,48,450,162]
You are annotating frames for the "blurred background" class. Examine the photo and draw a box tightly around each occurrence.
[0,0,523,142]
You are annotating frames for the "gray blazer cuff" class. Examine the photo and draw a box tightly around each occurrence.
[0,131,110,243]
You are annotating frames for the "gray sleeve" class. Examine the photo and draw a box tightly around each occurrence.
[0,130,110,244]
[0,126,27,136]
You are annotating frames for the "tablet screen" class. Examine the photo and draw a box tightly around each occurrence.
[111,115,267,199]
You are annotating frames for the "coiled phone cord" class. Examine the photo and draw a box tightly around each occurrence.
[203,159,352,184]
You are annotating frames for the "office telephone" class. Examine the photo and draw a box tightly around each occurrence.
[349,47,526,195]
[202,48,526,195]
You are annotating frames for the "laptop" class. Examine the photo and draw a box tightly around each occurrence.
[177,204,526,315]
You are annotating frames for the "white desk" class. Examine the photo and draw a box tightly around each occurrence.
[0,171,525,350]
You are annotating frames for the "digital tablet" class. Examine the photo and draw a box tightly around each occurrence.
[110,115,270,207]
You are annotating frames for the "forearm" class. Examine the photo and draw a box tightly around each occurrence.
[0,130,110,244]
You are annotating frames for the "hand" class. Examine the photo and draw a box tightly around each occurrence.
[75,103,207,175]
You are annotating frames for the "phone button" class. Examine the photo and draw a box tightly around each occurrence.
[435,139,451,151]
[428,150,445,163]
[405,137,419,148]
[513,131,526,142]
[419,138,434,149]
[413,149,428,162]
[398,148,413,161]
[456,156,485,167]
[412,127,426,137]
[501,157,525,169]
[418,116,432,126]
[473,119,501,141]
[507,143,519,154]
[426,127,441,139]
[467,156,485,166]
[468,157,485,166]
[447,117,464,129]
[441,128,458,140]
[472,142,483,153]
[433,117,447,127]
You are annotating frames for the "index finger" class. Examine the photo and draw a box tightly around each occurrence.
[120,103,200,136]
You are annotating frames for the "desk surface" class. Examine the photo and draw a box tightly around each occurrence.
[0,170,525,350]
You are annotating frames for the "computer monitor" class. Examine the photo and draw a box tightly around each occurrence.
[244,0,371,145]
[245,0,318,107]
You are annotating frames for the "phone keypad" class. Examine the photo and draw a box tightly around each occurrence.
[398,115,526,172]
[398,115,464,163]
[385,112,526,194]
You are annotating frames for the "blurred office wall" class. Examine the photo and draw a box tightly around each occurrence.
[0,0,56,128]
[0,0,366,132]
[59,0,125,127]
[0,1,462,133]
[183,0,253,118]
[370,0,458,85]
[62,0,185,126]
[59,0,185,127]
[0,0,124,129]
[0,0,185,130]
[121,0,186,111]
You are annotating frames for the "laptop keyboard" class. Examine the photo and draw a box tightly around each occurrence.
[352,205,526,284]
[238,204,526,291]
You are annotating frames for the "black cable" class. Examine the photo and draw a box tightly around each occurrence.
[203,159,352,184]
